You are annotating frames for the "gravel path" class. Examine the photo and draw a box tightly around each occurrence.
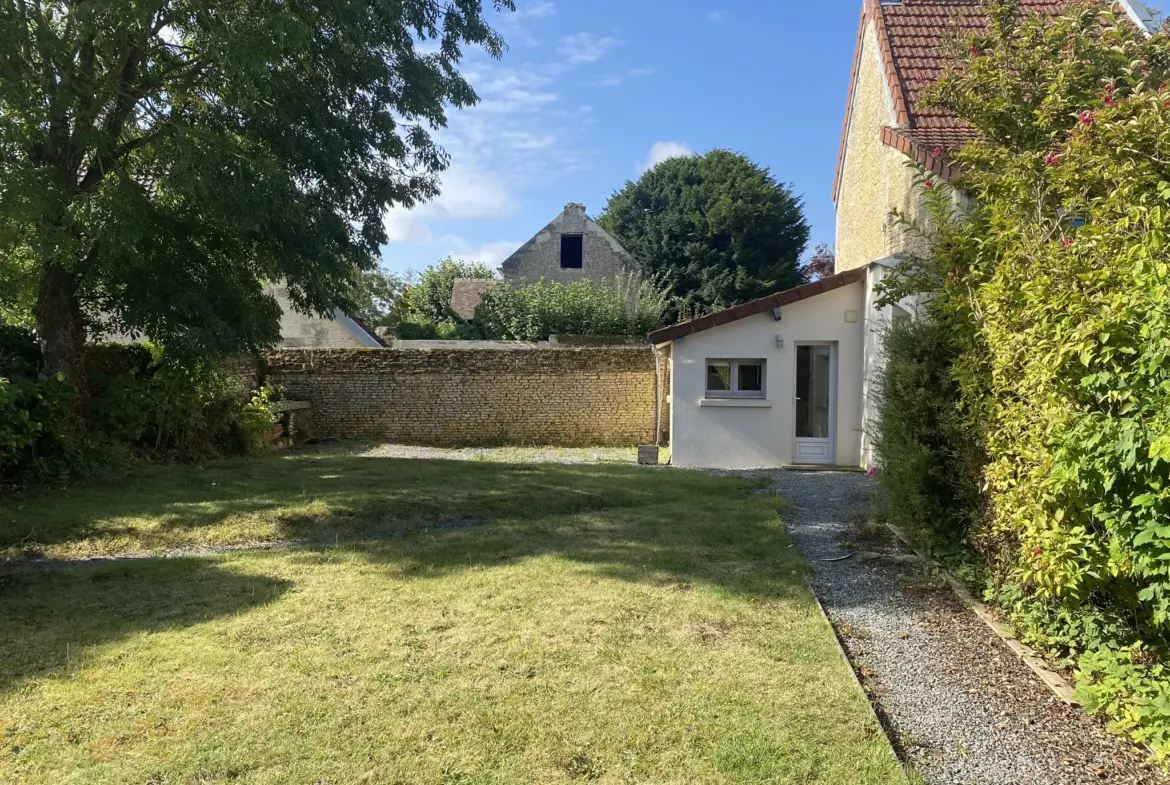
[774,470,1164,785]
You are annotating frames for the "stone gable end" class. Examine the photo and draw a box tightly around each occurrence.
[499,203,639,285]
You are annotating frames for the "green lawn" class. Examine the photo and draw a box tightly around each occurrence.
[0,447,907,784]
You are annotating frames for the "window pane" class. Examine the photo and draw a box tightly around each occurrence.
[737,362,763,392]
[560,234,583,268]
[706,362,731,392]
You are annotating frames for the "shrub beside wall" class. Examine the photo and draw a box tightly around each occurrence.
[871,317,984,558]
[0,329,276,486]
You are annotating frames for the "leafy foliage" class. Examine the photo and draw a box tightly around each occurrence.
[598,150,809,318]
[472,275,670,342]
[803,244,836,281]
[0,0,513,378]
[871,316,985,557]
[875,0,1170,758]
[397,257,498,332]
[1,332,279,485]
[349,269,405,327]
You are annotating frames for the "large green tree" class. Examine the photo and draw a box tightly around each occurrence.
[598,149,810,316]
[0,0,512,384]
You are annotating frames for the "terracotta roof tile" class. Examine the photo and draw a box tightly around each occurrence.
[834,0,1102,200]
[880,0,1063,137]
[449,279,494,321]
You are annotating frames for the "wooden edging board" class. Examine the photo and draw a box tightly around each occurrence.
[883,523,1078,705]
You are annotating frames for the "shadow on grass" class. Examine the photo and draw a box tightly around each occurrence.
[0,558,290,689]
[0,449,702,557]
[281,480,809,605]
[0,449,805,692]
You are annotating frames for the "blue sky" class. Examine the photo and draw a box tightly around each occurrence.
[379,0,1168,277]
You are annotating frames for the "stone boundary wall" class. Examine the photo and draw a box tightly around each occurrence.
[260,347,660,446]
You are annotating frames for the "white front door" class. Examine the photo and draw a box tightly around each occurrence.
[793,343,836,464]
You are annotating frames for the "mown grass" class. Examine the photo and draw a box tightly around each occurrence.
[0,448,907,784]
[2,446,647,561]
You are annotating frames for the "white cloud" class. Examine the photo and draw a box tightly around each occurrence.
[441,236,523,268]
[584,67,656,88]
[383,164,517,247]
[514,1,555,19]
[381,15,624,265]
[638,141,694,174]
[707,10,728,23]
[422,164,516,220]
[383,210,432,244]
[559,33,622,64]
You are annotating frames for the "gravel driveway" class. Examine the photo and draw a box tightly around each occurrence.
[774,470,1163,785]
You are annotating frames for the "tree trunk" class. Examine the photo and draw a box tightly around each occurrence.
[35,263,88,420]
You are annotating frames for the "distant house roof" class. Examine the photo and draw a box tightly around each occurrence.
[647,268,866,345]
[450,278,495,321]
[833,0,1156,201]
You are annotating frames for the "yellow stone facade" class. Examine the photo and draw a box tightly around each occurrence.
[835,20,929,273]
[261,347,661,446]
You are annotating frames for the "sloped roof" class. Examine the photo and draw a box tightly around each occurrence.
[833,0,1156,200]
[450,278,494,321]
[646,268,866,345]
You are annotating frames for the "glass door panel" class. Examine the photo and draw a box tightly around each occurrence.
[796,345,831,439]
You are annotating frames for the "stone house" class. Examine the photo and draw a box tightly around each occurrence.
[449,202,641,321]
[833,0,1156,275]
[499,203,638,285]
[648,0,1158,470]
[268,282,381,349]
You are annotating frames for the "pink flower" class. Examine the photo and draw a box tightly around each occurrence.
[924,180,935,190]
[1104,84,1116,93]
[969,45,980,55]
[866,467,878,478]
[1032,547,1043,557]
[932,145,945,157]
[1062,237,1075,248]
[1044,152,1060,165]
[1079,110,1096,126]
[1104,95,1116,107]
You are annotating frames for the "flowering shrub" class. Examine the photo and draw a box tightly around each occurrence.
[877,0,1170,758]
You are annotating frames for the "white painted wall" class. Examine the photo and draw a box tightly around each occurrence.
[667,281,866,469]
[860,259,929,468]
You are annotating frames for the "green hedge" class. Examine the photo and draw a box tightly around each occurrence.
[472,275,668,342]
[874,1,1170,759]
[0,330,278,486]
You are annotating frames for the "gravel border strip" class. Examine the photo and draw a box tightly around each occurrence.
[884,522,1078,705]
[775,470,1163,785]
[803,574,912,773]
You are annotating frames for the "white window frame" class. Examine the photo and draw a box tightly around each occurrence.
[705,358,766,400]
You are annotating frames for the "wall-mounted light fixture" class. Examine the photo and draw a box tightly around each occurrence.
[771,307,783,321]
[775,335,785,349]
